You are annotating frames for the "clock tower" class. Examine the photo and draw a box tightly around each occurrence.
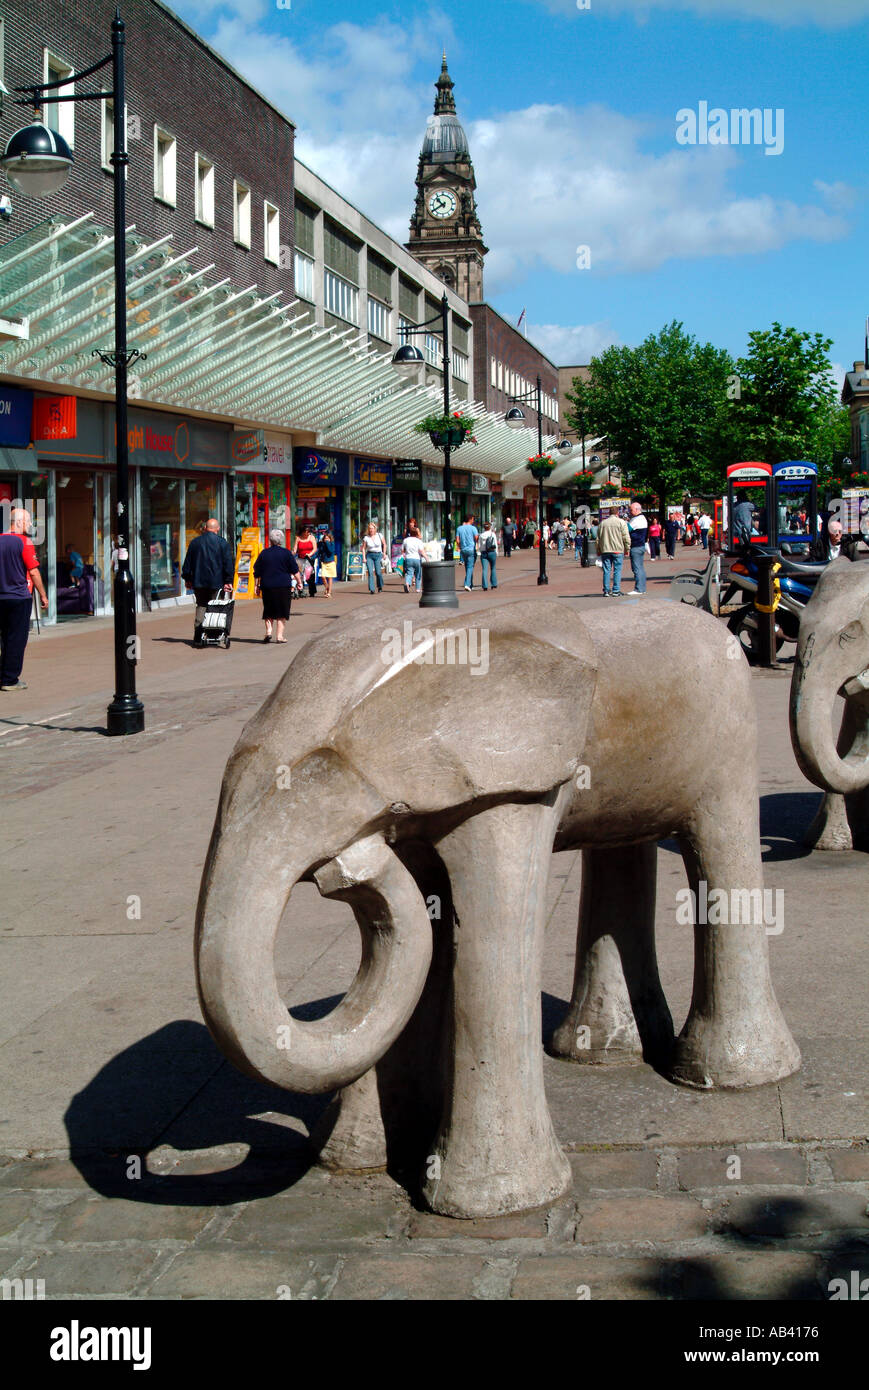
[407,55,487,303]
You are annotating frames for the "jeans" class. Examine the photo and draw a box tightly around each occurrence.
[461,550,476,588]
[649,536,661,558]
[701,530,709,550]
[0,595,33,684]
[480,551,497,589]
[601,553,623,594]
[403,556,422,590]
[366,553,383,592]
[629,546,647,593]
[574,537,582,559]
[557,533,565,555]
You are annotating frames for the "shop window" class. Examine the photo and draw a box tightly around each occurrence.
[233,179,251,247]
[148,476,182,600]
[195,153,215,227]
[44,50,74,148]
[154,127,177,206]
[55,472,96,619]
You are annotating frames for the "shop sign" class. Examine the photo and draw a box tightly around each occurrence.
[502,482,523,500]
[353,458,392,487]
[33,395,76,441]
[109,409,231,471]
[471,473,491,495]
[37,396,103,460]
[427,489,446,502]
[0,385,33,448]
[294,448,350,487]
[422,465,443,490]
[393,460,421,489]
[451,470,470,491]
[297,486,336,500]
[232,429,264,465]
[264,433,292,474]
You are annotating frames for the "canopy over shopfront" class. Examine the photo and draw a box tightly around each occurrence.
[0,216,560,474]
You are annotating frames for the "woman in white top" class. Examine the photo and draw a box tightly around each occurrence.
[362,521,385,594]
[478,521,499,591]
[401,521,426,593]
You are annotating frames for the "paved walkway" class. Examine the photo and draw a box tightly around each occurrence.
[1,547,867,1299]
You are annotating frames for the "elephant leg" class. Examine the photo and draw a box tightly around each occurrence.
[422,801,571,1219]
[549,843,673,1070]
[672,806,800,1089]
[845,787,869,852]
[311,841,453,1176]
[804,791,854,851]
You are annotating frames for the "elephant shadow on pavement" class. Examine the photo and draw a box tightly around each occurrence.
[65,1013,341,1206]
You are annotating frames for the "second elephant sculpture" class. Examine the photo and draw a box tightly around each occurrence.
[790,558,869,852]
[196,598,799,1219]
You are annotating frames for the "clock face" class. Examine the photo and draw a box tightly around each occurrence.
[428,188,457,220]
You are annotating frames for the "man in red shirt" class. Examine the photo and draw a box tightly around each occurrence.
[0,508,48,691]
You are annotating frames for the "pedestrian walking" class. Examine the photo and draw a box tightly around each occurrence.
[627,501,649,596]
[253,530,299,643]
[294,525,318,597]
[698,511,712,550]
[456,514,479,591]
[648,517,662,559]
[597,509,631,597]
[317,528,337,597]
[501,517,516,557]
[522,517,536,550]
[0,508,48,691]
[663,514,679,559]
[551,516,566,556]
[362,521,386,593]
[181,516,234,647]
[401,521,426,594]
[479,519,499,591]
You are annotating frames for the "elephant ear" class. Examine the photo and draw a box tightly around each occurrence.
[335,599,598,815]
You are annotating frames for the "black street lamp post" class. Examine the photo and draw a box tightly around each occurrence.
[505,375,572,587]
[2,10,145,735]
[393,292,461,608]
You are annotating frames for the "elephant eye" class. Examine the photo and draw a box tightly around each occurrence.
[839,621,864,649]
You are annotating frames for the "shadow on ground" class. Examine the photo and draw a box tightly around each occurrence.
[657,792,820,863]
[65,1014,337,1205]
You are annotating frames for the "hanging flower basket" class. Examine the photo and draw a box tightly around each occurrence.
[599,482,620,497]
[414,411,477,452]
[572,470,596,486]
[528,454,557,480]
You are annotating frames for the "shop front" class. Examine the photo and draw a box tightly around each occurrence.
[350,458,392,563]
[232,430,294,553]
[293,448,348,575]
[421,464,445,543]
[471,471,492,527]
[390,459,424,555]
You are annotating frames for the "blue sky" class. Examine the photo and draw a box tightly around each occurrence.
[174,0,868,379]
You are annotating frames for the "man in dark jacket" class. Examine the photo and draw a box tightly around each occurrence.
[809,519,859,563]
[181,518,234,647]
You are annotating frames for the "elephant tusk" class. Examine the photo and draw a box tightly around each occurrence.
[843,668,869,698]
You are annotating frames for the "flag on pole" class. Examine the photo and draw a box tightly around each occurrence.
[517,308,526,336]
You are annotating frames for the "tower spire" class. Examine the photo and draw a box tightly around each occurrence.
[434,53,456,115]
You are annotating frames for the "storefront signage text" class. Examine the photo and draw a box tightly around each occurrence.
[0,386,33,448]
[33,395,77,441]
[353,459,392,487]
[294,449,350,487]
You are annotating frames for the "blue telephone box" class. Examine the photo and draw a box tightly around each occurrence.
[771,461,817,551]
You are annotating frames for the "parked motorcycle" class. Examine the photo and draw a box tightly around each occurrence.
[722,546,826,659]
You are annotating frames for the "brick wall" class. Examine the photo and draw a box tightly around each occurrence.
[0,0,295,298]
[469,304,558,431]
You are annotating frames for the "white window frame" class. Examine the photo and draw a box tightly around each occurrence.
[195,152,215,228]
[233,179,251,248]
[324,267,359,324]
[264,200,280,265]
[43,50,75,149]
[490,356,497,389]
[424,332,443,368]
[452,349,468,383]
[154,126,177,207]
[294,249,315,301]
[367,297,391,341]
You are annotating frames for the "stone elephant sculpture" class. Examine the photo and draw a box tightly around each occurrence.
[196,598,799,1220]
[790,558,869,852]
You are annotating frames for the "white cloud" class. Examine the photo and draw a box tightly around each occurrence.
[814,180,860,211]
[525,321,623,364]
[537,0,869,26]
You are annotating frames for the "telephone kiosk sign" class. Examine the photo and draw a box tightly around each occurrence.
[233,527,262,599]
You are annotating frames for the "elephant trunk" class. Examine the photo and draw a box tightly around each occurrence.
[195,813,433,1095]
[790,635,869,797]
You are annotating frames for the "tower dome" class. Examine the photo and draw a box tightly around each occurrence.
[421,112,470,161]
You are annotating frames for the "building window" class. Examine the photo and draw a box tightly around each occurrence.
[324,268,358,324]
[490,356,497,388]
[367,250,393,305]
[294,250,315,301]
[497,361,504,391]
[44,51,74,148]
[264,201,280,264]
[425,332,443,368]
[367,297,391,341]
[233,180,251,247]
[324,219,360,284]
[398,275,419,322]
[452,350,468,383]
[295,197,317,256]
[195,154,215,227]
[154,128,176,206]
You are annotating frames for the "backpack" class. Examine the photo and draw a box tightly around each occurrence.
[483,531,497,553]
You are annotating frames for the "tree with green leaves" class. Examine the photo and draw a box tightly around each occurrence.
[727,323,839,469]
[564,321,734,515]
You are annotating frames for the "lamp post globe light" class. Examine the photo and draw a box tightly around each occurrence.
[392,292,460,608]
[1,10,144,735]
[505,374,550,586]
